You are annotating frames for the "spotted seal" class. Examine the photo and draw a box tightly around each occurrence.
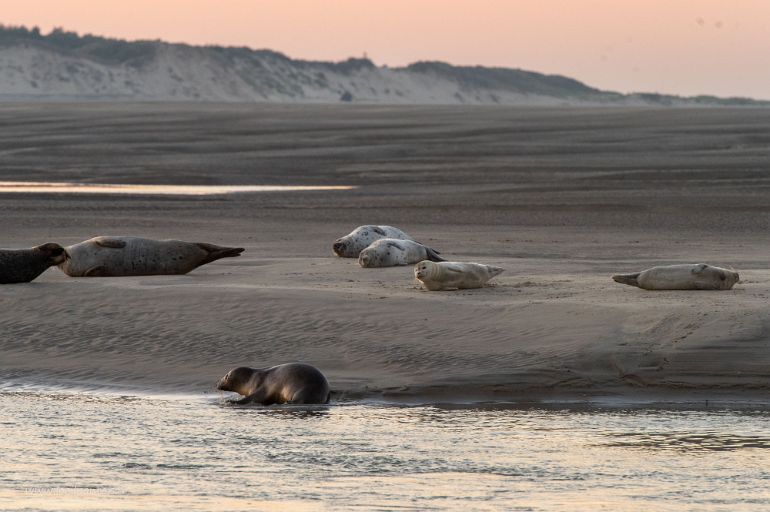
[332,225,412,258]
[0,243,68,284]
[216,363,331,405]
[58,236,244,277]
[358,238,444,268]
[612,263,739,290]
[414,260,504,291]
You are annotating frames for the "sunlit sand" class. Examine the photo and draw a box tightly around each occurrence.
[0,182,356,195]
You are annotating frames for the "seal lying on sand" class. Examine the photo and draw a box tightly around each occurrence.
[333,225,412,258]
[612,264,739,290]
[414,260,504,291]
[0,243,68,284]
[358,239,444,268]
[58,236,244,277]
[216,363,331,405]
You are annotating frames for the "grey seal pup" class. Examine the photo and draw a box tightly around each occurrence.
[0,243,68,284]
[216,363,331,405]
[612,263,739,290]
[414,260,504,291]
[358,238,444,268]
[333,225,412,258]
[58,236,244,277]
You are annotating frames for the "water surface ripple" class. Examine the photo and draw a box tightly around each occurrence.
[1,391,769,511]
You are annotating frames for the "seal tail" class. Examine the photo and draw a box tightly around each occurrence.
[425,246,445,262]
[612,273,640,287]
[196,243,245,264]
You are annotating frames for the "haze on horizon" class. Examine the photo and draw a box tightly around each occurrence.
[2,0,769,100]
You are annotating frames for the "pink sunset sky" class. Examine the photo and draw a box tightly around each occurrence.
[3,0,769,99]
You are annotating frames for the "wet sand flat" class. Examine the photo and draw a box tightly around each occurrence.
[2,103,770,401]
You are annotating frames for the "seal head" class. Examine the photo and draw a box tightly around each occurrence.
[0,242,68,284]
[35,243,69,266]
[216,366,258,395]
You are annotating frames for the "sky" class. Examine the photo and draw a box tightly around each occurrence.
[2,0,770,99]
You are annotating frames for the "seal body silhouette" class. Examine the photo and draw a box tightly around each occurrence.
[216,363,331,405]
[358,239,444,268]
[58,236,244,277]
[612,264,739,290]
[414,260,504,291]
[333,225,412,258]
[0,243,68,284]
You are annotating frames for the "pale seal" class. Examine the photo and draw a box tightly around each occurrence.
[333,225,412,258]
[358,239,444,268]
[414,260,504,291]
[612,263,739,290]
[58,236,244,277]
[216,363,331,405]
[0,243,68,284]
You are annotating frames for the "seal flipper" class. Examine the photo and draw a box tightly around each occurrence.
[612,273,640,287]
[195,243,245,265]
[94,237,126,249]
[232,389,273,405]
[425,247,445,262]
[84,265,109,277]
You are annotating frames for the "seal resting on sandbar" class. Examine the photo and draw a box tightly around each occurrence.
[333,225,412,258]
[414,260,504,291]
[216,363,331,405]
[58,236,244,277]
[0,243,68,284]
[612,263,739,290]
[358,239,444,268]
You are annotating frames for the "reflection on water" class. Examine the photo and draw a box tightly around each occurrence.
[603,431,770,452]
[1,391,769,511]
[0,181,356,195]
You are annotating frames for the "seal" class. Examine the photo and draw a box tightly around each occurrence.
[216,363,331,405]
[58,236,244,277]
[333,225,412,258]
[612,263,739,290]
[0,243,68,284]
[358,239,444,268]
[414,260,504,291]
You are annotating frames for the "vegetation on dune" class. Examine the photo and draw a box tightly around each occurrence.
[0,24,765,105]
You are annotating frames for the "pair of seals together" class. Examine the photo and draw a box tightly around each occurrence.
[333,225,443,267]
[1,236,244,282]
[217,363,330,405]
[412,262,738,292]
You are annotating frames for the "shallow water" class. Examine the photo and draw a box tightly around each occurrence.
[1,391,769,511]
[0,182,355,195]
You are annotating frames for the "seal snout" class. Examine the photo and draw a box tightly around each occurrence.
[332,240,346,256]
